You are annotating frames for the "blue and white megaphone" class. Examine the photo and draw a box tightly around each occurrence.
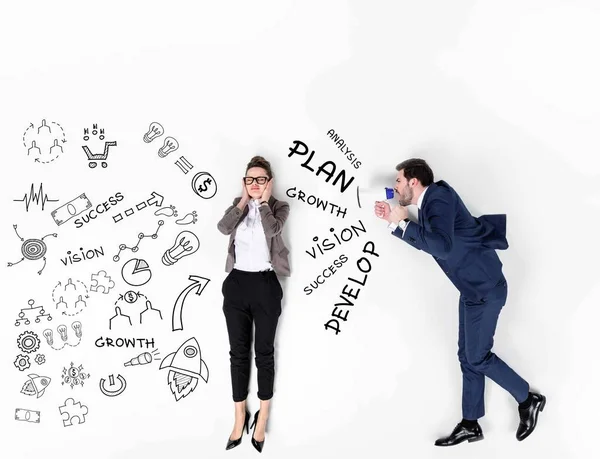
[356,186,395,209]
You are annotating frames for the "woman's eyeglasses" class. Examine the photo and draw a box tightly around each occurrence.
[244,176,269,185]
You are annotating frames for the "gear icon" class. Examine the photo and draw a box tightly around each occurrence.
[17,331,41,353]
[14,354,31,371]
[35,354,46,365]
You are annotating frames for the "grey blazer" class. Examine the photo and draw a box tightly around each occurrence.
[216,195,291,277]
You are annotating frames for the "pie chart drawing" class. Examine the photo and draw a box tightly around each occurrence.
[121,258,152,286]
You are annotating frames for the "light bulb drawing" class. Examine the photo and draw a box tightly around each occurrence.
[43,322,82,350]
[157,136,179,158]
[143,122,164,143]
[162,231,200,266]
[57,324,68,342]
[71,321,82,338]
[43,329,54,346]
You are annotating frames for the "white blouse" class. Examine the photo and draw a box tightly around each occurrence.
[233,199,273,271]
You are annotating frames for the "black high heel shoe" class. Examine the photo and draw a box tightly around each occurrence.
[226,410,250,450]
[250,410,265,453]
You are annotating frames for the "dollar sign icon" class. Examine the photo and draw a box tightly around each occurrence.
[198,178,212,193]
[124,291,138,303]
[191,172,217,199]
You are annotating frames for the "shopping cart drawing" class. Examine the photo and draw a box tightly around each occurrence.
[82,141,117,168]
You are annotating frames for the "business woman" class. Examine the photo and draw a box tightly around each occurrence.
[217,155,290,453]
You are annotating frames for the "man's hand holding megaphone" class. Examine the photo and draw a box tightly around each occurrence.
[374,201,408,224]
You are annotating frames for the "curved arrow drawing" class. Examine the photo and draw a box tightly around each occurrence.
[172,275,210,331]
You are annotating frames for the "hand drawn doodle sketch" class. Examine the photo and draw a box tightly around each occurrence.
[21,374,51,398]
[81,124,116,168]
[52,278,89,316]
[82,141,117,168]
[113,220,164,262]
[61,362,90,388]
[175,156,194,174]
[14,332,41,370]
[15,408,41,423]
[140,299,163,324]
[143,122,164,143]
[113,291,162,327]
[158,136,179,158]
[7,224,57,274]
[154,205,197,225]
[112,191,164,222]
[175,211,197,225]
[171,275,210,331]
[17,331,41,353]
[22,119,67,164]
[124,350,161,367]
[90,270,115,293]
[14,354,30,371]
[51,193,92,226]
[35,354,46,365]
[191,171,218,199]
[13,183,59,211]
[109,307,132,330]
[121,258,152,286]
[162,231,200,266]
[15,299,52,326]
[99,374,127,397]
[154,205,177,217]
[159,337,209,401]
[58,398,88,427]
[43,321,83,350]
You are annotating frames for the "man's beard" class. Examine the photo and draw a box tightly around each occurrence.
[398,189,412,206]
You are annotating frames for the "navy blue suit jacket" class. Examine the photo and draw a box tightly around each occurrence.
[393,180,508,301]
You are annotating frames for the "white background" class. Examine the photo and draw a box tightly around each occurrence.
[1,1,599,458]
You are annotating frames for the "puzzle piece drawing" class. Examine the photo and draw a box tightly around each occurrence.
[90,270,115,294]
[58,398,88,427]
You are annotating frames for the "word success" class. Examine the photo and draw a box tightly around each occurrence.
[75,192,124,228]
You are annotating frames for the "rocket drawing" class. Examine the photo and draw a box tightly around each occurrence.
[20,374,51,398]
[159,337,208,401]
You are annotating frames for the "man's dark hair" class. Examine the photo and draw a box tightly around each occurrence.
[246,155,273,179]
[395,158,434,187]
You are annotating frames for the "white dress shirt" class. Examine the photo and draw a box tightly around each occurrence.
[233,199,274,271]
[387,185,429,237]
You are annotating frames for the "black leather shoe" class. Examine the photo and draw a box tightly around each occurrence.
[516,392,546,441]
[434,422,484,446]
[226,410,250,450]
[250,410,265,453]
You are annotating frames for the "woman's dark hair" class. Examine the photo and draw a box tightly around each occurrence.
[395,158,434,187]
[246,155,273,179]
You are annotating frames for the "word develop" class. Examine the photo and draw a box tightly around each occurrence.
[324,241,379,335]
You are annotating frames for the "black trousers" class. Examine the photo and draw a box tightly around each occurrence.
[222,268,283,402]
